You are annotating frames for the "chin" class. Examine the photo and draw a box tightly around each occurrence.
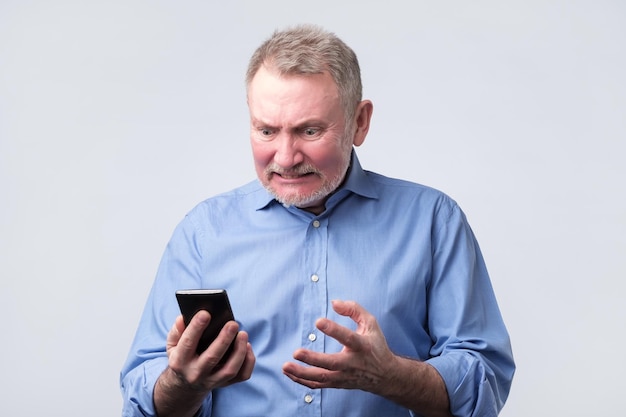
[267,185,325,207]
[276,193,323,208]
[263,174,344,209]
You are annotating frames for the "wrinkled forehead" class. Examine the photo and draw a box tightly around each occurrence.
[247,66,344,126]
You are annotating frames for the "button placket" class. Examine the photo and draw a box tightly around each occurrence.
[302,216,327,368]
[293,216,326,415]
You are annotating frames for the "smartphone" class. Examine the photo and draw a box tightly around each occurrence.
[175,289,236,356]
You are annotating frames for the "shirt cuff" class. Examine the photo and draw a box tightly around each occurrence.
[427,353,498,417]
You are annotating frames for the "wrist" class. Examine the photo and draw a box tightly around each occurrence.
[377,355,415,399]
[164,366,209,393]
[154,367,210,417]
[378,355,452,417]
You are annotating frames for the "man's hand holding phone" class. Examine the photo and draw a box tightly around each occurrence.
[153,291,255,417]
[167,310,254,388]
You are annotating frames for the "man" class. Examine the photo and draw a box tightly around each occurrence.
[121,24,515,417]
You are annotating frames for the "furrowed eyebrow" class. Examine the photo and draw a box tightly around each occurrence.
[250,115,328,130]
[251,117,273,127]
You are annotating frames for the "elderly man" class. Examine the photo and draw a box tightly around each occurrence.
[121,24,515,417]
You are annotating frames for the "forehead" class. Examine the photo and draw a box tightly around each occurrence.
[247,66,343,124]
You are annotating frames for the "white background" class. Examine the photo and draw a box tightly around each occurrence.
[1,1,624,415]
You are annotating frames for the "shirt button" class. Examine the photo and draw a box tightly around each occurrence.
[304,394,314,403]
[308,333,317,342]
[311,274,319,282]
[312,220,320,228]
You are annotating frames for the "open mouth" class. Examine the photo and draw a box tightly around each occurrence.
[265,163,321,183]
[277,172,314,179]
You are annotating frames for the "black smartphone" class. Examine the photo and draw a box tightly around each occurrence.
[175,289,236,356]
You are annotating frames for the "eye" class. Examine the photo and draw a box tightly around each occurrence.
[301,127,321,139]
[257,128,274,141]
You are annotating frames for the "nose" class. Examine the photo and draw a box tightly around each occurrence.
[273,132,304,168]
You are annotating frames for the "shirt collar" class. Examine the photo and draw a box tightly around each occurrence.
[254,150,379,211]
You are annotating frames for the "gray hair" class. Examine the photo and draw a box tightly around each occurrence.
[246,24,363,122]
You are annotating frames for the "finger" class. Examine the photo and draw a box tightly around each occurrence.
[240,342,256,378]
[206,332,255,387]
[316,317,365,352]
[174,314,186,333]
[178,310,211,359]
[166,316,184,351]
[283,369,322,389]
[331,299,365,322]
[282,360,339,389]
[232,339,256,382]
[332,300,381,335]
[292,347,342,371]
[198,320,239,367]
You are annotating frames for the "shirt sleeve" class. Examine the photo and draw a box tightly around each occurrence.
[425,198,515,417]
[119,211,213,417]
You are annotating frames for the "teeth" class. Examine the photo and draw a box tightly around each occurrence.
[278,173,301,179]
[273,171,313,179]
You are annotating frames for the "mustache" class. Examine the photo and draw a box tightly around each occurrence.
[264,163,322,177]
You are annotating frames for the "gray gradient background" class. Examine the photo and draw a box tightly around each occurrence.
[1,1,624,415]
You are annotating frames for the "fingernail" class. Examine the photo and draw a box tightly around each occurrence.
[196,312,208,325]
[317,318,328,330]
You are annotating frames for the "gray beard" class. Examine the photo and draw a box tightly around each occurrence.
[265,148,352,210]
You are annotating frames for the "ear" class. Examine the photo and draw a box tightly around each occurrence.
[351,100,373,147]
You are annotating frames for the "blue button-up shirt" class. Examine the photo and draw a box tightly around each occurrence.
[120,152,514,417]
